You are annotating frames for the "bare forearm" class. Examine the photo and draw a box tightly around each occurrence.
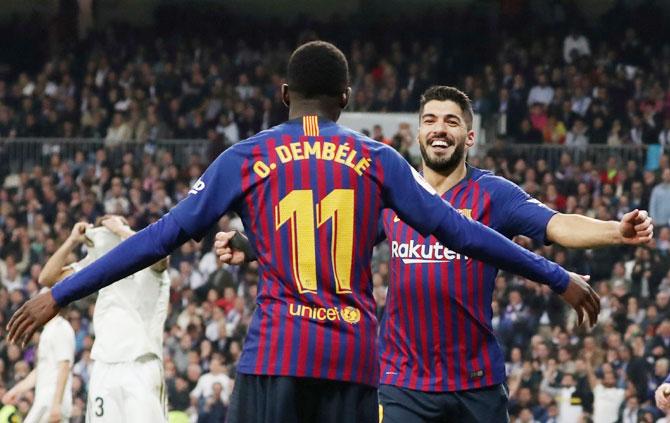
[586,365,598,390]
[51,361,70,408]
[39,239,78,286]
[9,369,36,394]
[546,214,621,248]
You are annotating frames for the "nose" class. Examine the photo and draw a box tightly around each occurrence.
[433,119,448,132]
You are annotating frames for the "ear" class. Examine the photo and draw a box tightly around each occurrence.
[281,84,290,107]
[465,129,476,148]
[340,87,351,109]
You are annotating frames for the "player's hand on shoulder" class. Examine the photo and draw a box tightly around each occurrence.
[68,222,91,244]
[560,273,600,328]
[619,209,653,245]
[6,290,60,349]
[656,383,670,411]
[215,231,247,265]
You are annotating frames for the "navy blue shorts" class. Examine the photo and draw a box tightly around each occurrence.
[379,383,509,423]
[226,373,378,423]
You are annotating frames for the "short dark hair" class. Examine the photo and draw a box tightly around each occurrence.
[419,86,474,130]
[287,41,349,99]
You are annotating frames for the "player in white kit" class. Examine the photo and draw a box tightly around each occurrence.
[2,302,74,423]
[39,216,171,422]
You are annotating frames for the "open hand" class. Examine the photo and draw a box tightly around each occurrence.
[6,290,60,348]
[560,273,600,328]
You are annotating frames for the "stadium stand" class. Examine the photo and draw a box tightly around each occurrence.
[1,2,670,420]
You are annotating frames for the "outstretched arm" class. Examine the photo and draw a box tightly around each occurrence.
[379,147,599,325]
[8,145,247,347]
[7,213,190,347]
[546,210,652,248]
[101,215,169,272]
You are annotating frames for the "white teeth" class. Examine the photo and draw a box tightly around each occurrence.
[431,141,448,147]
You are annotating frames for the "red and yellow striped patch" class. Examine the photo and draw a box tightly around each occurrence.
[302,115,319,136]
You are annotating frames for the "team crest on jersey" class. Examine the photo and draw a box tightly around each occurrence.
[393,208,471,223]
[341,306,361,324]
[289,303,361,325]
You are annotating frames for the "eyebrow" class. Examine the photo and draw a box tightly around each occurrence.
[421,113,463,122]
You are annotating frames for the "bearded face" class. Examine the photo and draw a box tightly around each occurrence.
[418,100,472,174]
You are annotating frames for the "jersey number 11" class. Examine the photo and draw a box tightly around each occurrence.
[275,189,354,295]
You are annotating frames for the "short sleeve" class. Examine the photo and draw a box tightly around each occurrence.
[170,146,246,241]
[53,322,75,363]
[495,180,557,244]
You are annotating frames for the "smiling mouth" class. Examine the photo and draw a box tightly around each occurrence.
[428,138,453,151]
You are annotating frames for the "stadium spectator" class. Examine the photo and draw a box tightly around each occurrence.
[0,7,670,420]
[650,169,670,227]
[563,28,591,63]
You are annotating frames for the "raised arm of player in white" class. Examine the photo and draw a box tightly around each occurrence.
[39,222,91,287]
[1,369,36,404]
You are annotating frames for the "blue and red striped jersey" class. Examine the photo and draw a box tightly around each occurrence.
[378,165,557,392]
[169,117,568,387]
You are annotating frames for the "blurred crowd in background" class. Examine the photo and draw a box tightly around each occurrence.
[1,1,670,421]
[1,4,670,151]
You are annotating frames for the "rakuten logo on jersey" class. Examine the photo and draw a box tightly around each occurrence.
[391,240,468,264]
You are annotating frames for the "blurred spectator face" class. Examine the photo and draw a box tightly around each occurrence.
[603,369,617,387]
[418,99,473,173]
[175,377,188,391]
[558,348,571,363]
[518,387,532,404]
[658,320,670,338]
[643,171,655,186]
[6,345,20,363]
[187,363,201,383]
[518,408,534,422]
[210,357,223,374]
[662,168,670,184]
[561,373,576,387]
[655,358,669,377]
[373,125,383,139]
[224,286,235,300]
